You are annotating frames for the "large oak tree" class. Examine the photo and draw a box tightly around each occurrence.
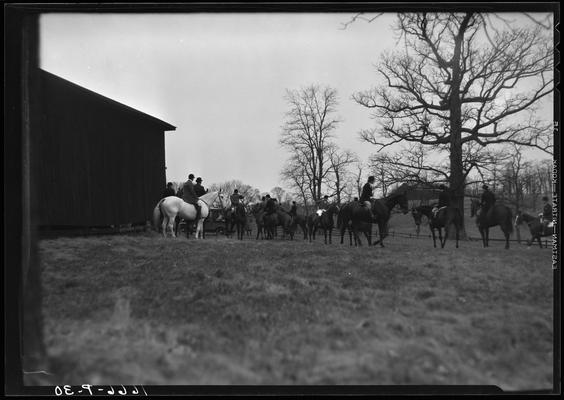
[353,12,553,224]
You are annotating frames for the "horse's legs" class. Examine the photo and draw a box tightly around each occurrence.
[437,227,443,248]
[168,218,176,238]
[485,228,490,248]
[442,225,449,248]
[352,224,362,246]
[479,227,486,247]
[455,225,459,248]
[379,224,386,247]
[431,227,437,248]
[161,217,168,238]
[504,228,510,249]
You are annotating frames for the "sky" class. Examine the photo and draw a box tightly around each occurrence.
[39,11,554,195]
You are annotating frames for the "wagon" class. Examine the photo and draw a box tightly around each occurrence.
[177,207,226,235]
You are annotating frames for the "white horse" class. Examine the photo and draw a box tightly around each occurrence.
[152,191,221,239]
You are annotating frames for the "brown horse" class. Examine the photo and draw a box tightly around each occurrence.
[264,208,294,240]
[222,204,246,240]
[250,203,267,240]
[308,204,339,244]
[337,209,369,246]
[412,205,463,248]
[338,190,409,246]
[470,199,513,249]
[514,211,553,249]
[289,212,308,240]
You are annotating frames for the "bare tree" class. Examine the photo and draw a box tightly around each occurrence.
[280,85,341,203]
[271,186,286,202]
[327,146,358,204]
[353,162,365,198]
[499,144,529,211]
[352,12,553,227]
[281,153,314,212]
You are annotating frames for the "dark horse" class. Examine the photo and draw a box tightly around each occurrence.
[307,204,340,244]
[290,212,308,240]
[264,208,294,240]
[223,204,247,240]
[250,203,267,240]
[470,199,513,249]
[514,211,553,249]
[339,190,409,246]
[412,205,463,248]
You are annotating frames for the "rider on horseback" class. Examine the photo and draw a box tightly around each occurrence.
[289,201,297,217]
[359,176,376,221]
[265,195,277,215]
[162,182,176,198]
[480,184,496,217]
[316,195,330,217]
[540,196,553,231]
[194,177,207,197]
[432,184,450,218]
[182,174,201,220]
[230,189,244,213]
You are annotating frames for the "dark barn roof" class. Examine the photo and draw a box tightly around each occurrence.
[35,69,176,228]
[40,70,176,131]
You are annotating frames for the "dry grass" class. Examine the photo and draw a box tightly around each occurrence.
[38,215,554,390]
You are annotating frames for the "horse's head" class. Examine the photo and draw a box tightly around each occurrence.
[411,207,423,225]
[514,210,523,226]
[395,193,409,214]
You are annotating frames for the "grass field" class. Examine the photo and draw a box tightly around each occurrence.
[38,212,554,390]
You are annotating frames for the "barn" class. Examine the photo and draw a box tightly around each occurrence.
[34,69,176,229]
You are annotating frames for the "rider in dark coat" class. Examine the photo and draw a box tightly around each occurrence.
[480,184,496,216]
[359,176,375,221]
[432,184,450,218]
[194,177,206,197]
[265,195,277,215]
[540,196,552,228]
[289,201,297,217]
[230,189,244,213]
[316,195,330,216]
[162,182,176,198]
[182,174,201,220]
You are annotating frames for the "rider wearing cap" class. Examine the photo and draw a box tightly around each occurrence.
[480,184,496,217]
[265,194,277,215]
[359,176,376,221]
[162,182,176,198]
[316,195,330,217]
[289,201,298,217]
[230,189,244,213]
[182,173,201,220]
[194,177,206,197]
[432,184,450,218]
[540,196,553,229]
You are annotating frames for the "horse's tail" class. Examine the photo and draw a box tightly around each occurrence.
[337,205,349,229]
[506,208,514,234]
[152,199,165,231]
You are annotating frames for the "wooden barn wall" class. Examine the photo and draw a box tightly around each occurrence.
[35,73,167,227]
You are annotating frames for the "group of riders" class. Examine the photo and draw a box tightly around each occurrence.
[427,182,553,231]
[163,173,553,232]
